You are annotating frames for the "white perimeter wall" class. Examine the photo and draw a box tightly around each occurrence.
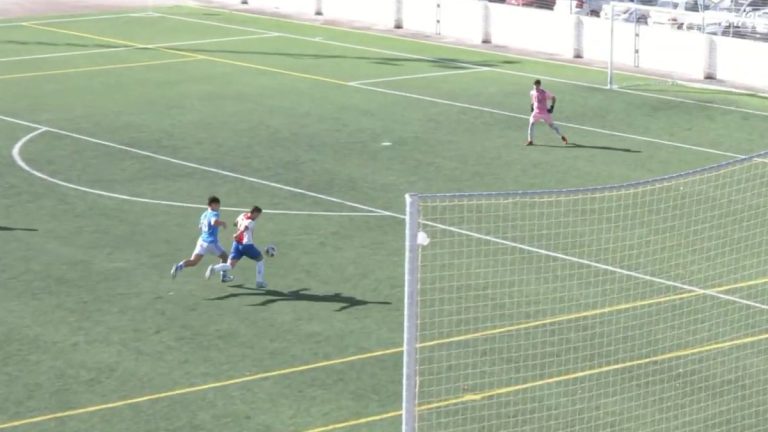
[243,0,768,90]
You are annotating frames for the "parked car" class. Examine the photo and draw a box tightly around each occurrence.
[555,0,609,16]
[506,0,557,10]
[648,0,691,28]
[736,7,768,37]
[554,0,589,15]
[647,0,731,30]
[731,0,768,36]
[600,0,659,24]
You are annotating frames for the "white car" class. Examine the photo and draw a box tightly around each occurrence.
[647,0,730,29]
[555,0,609,15]
[739,8,768,37]
[647,0,690,28]
[600,0,658,23]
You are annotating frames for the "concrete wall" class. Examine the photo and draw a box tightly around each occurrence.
[254,0,768,90]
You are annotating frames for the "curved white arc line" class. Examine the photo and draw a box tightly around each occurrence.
[10,123,768,310]
[11,129,383,217]
[2,114,401,218]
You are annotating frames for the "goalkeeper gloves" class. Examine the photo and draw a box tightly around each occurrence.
[547,105,555,114]
[530,104,534,113]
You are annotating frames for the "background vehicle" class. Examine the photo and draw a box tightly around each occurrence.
[506,0,557,10]
[600,0,659,24]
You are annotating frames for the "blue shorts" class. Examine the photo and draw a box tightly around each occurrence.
[230,242,263,262]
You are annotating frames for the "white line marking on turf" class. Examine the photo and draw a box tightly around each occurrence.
[422,218,768,311]
[192,3,768,100]
[0,34,279,62]
[162,11,768,117]
[4,114,766,311]
[2,115,400,216]
[159,12,275,35]
[612,86,768,117]
[106,14,745,158]
[350,83,743,158]
[349,68,488,85]
[11,129,383,217]
[0,12,147,28]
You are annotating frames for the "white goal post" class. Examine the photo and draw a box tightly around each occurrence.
[402,152,768,432]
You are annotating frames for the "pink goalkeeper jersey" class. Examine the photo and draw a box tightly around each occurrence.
[531,88,552,114]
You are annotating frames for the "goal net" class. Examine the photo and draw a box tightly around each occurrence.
[402,153,768,432]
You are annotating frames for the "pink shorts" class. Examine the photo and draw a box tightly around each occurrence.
[530,112,553,124]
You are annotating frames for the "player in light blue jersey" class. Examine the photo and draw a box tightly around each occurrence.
[170,196,233,283]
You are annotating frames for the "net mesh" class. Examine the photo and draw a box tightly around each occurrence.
[407,153,768,432]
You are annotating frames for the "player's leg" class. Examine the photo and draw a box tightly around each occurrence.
[242,245,267,288]
[171,240,207,279]
[171,254,203,278]
[546,116,568,144]
[527,114,537,145]
[215,243,234,282]
[207,242,238,281]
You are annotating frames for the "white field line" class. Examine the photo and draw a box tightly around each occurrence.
[613,86,768,117]
[4,114,766,310]
[2,19,745,159]
[11,129,384,216]
[350,83,742,158]
[349,68,489,85]
[423,218,768,311]
[2,116,401,217]
[0,33,279,62]
[194,3,768,99]
[167,10,768,116]
[0,12,148,28]
[150,14,746,157]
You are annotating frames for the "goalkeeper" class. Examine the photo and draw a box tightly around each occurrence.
[527,79,568,146]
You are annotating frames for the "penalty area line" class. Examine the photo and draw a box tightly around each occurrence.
[4,115,766,312]
[11,129,384,217]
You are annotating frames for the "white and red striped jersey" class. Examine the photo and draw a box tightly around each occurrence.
[234,212,256,245]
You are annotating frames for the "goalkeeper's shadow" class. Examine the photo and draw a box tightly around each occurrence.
[206,284,392,312]
[536,142,641,152]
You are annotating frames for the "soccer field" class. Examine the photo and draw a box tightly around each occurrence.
[1,5,767,431]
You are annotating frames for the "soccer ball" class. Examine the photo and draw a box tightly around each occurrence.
[265,244,277,257]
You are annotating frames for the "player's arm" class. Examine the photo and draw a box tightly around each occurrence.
[233,227,245,239]
[232,220,252,239]
[547,95,557,113]
[212,218,227,229]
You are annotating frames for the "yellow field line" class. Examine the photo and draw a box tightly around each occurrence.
[306,331,768,431]
[420,276,768,348]
[1,276,764,430]
[24,23,347,85]
[7,17,766,432]
[306,410,402,432]
[0,347,402,430]
[0,57,197,80]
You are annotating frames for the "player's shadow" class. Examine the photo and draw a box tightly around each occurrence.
[207,284,392,312]
[0,226,38,232]
[536,142,641,153]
